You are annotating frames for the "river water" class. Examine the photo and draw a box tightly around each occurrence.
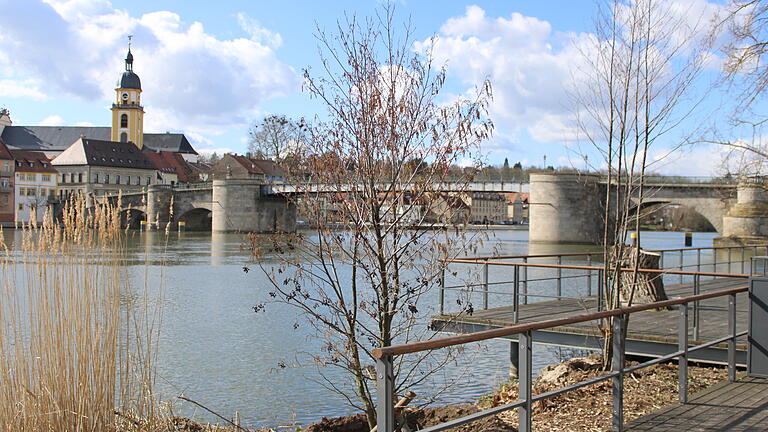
[0,228,718,428]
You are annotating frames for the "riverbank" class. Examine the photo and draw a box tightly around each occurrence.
[299,355,728,432]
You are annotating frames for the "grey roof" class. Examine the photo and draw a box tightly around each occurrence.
[1,126,197,154]
[120,71,141,90]
[143,133,197,154]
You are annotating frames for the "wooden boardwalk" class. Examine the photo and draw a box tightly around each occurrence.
[625,376,768,431]
[432,278,749,364]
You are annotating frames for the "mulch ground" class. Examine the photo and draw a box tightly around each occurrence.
[304,354,727,432]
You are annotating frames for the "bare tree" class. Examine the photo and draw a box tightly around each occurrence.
[702,1,768,174]
[573,0,711,369]
[251,6,493,429]
[247,115,307,162]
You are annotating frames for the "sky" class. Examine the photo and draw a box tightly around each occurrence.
[0,0,749,175]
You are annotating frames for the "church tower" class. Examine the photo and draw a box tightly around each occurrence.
[111,37,144,148]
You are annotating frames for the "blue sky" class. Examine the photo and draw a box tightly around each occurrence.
[0,0,743,174]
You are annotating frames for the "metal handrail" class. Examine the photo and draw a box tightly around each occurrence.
[373,285,746,432]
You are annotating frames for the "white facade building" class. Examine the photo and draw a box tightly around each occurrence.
[13,151,57,225]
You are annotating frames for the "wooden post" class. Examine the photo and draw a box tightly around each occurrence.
[679,303,689,403]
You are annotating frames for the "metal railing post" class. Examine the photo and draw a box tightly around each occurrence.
[518,331,533,432]
[612,315,625,432]
[513,266,520,323]
[375,355,395,432]
[587,254,593,296]
[696,248,701,274]
[693,274,700,341]
[439,267,445,315]
[741,248,746,274]
[728,247,733,273]
[522,257,529,305]
[660,251,665,270]
[679,250,684,284]
[483,262,489,310]
[679,302,689,404]
[597,269,604,311]
[728,293,737,382]
[556,256,562,300]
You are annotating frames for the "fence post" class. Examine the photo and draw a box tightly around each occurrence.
[518,331,533,432]
[375,355,395,432]
[513,266,520,323]
[679,302,689,404]
[522,258,528,305]
[741,248,746,274]
[728,247,733,273]
[439,267,445,315]
[612,315,626,432]
[696,248,701,274]
[728,293,737,382]
[587,254,593,296]
[598,269,604,311]
[557,255,562,300]
[483,262,489,310]
[693,274,700,341]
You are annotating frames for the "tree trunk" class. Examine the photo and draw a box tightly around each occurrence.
[615,246,667,305]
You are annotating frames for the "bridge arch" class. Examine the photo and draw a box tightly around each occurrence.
[630,197,727,234]
[630,200,717,232]
[177,207,212,231]
[120,208,146,230]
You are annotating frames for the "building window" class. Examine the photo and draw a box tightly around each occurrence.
[126,175,131,185]
[115,175,121,185]
[120,132,128,143]
[146,176,151,185]
[18,203,23,211]
[39,188,46,197]
[78,173,83,183]
[41,174,50,182]
[105,174,110,184]
[2,161,8,171]
[135,176,140,185]
[94,173,99,183]
[120,114,128,128]
[27,173,36,181]
[70,173,76,183]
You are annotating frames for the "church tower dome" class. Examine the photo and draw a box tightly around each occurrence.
[111,36,145,148]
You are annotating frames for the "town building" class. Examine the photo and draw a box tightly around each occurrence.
[505,192,530,224]
[52,138,157,197]
[421,193,470,224]
[209,154,287,182]
[466,192,507,224]
[12,150,57,225]
[0,43,199,163]
[0,137,15,226]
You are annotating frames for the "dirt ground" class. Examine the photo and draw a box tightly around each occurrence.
[303,354,728,432]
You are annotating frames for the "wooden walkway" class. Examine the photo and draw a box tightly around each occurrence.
[625,376,768,431]
[433,278,749,364]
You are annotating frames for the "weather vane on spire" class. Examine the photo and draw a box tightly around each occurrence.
[128,34,133,50]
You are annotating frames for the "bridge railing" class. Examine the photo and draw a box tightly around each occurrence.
[374,283,746,432]
[439,244,768,320]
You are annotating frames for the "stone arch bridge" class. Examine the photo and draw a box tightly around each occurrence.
[528,173,764,244]
[101,179,297,232]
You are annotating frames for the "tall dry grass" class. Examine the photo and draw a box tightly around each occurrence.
[0,196,161,431]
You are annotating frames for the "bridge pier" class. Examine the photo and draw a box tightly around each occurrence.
[529,173,604,244]
[146,185,174,230]
[212,179,296,233]
[717,177,768,246]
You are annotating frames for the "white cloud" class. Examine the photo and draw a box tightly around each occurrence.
[0,79,47,100]
[0,0,299,141]
[197,147,233,157]
[38,115,65,126]
[74,121,94,126]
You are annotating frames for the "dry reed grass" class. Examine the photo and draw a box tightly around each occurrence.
[0,196,165,431]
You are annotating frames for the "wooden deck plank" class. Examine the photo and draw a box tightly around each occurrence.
[434,278,750,350]
[625,376,768,431]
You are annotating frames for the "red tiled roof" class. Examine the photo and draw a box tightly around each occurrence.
[231,155,265,175]
[142,149,199,183]
[11,150,57,173]
[504,192,529,203]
